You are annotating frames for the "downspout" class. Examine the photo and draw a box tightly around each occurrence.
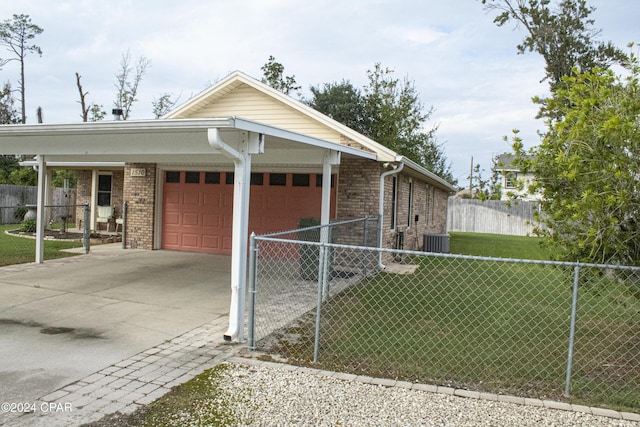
[378,161,404,269]
[208,128,251,343]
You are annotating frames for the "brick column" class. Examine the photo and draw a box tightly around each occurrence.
[122,163,157,249]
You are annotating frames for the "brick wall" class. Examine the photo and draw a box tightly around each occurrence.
[74,170,91,228]
[122,163,157,249]
[111,170,124,218]
[336,158,380,217]
[337,158,449,252]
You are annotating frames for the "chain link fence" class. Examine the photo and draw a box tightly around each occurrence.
[0,204,90,265]
[249,218,640,413]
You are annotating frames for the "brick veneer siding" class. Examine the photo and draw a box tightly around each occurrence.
[75,170,91,228]
[122,163,156,249]
[337,158,449,252]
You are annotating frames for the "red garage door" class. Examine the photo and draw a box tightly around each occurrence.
[162,170,336,254]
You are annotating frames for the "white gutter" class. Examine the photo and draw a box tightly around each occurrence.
[378,160,404,269]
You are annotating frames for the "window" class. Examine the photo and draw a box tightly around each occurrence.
[165,171,180,183]
[225,172,234,184]
[205,172,220,184]
[407,180,413,228]
[425,185,430,225]
[505,171,518,189]
[269,173,287,186]
[292,174,310,187]
[251,173,264,185]
[97,173,112,206]
[390,176,397,230]
[185,171,200,184]
[316,174,335,187]
[430,187,435,223]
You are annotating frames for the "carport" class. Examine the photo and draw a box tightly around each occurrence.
[0,246,232,405]
[0,117,375,341]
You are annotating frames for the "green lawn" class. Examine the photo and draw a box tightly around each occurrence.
[261,232,640,412]
[449,231,549,260]
[0,224,83,266]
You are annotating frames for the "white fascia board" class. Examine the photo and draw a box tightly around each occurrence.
[0,118,233,135]
[20,160,125,168]
[398,156,457,193]
[230,117,377,160]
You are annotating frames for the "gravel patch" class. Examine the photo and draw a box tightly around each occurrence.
[208,362,638,427]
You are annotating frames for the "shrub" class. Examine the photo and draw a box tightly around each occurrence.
[13,206,28,221]
[20,218,37,233]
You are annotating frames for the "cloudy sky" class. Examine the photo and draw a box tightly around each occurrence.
[0,0,637,184]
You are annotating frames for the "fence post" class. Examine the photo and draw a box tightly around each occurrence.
[564,263,580,397]
[313,241,329,363]
[121,201,127,249]
[247,233,258,351]
[83,203,90,254]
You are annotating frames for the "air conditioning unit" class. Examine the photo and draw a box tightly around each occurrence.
[423,233,450,254]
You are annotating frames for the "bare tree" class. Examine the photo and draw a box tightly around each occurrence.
[0,14,43,123]
[113,50,151,120]
[75,72,106,122]
[76,72,89,122]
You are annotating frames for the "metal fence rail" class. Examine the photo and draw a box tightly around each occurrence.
[249,219,640,413]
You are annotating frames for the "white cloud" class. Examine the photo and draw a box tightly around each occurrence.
[0,0,636,182]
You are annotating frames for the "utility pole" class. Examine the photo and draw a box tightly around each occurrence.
[469,156,473,193]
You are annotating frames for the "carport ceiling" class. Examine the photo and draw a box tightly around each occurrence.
[0,116,376,165]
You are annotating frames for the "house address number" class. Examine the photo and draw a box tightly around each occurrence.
[130,168,146,177]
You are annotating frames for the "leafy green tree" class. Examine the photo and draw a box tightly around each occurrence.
[51,170,76,188]
[481,0,624,95]
[307,64,456,184]
[152,93,178,119]
[468,157,503,201]
[0,14,43,123]
[512,52,640,264]
[7,166,35,186]
[0,154,18,183]
[260,55,301,96]
[0,82,22,184]
[0,81,19,124]
[307,80,370,135]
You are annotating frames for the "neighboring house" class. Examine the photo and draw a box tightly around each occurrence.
[0,71,455,340]
[494,153,540,201]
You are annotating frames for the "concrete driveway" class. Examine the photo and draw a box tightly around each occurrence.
[0,244,231,405]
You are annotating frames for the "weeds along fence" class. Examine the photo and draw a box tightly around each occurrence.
[0,204,90,265]
[248,219,640,413]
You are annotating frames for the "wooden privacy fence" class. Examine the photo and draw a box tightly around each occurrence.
[0,184,77,224]
[446,198,541,236]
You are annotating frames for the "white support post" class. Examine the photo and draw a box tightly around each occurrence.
[320,150,339,234]
[226,153,251,342]
[35,155,46,263]
[208,128,263,342]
